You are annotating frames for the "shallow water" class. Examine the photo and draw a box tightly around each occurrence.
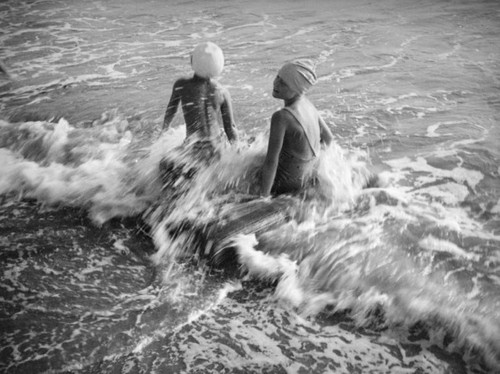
[1,0,499,373]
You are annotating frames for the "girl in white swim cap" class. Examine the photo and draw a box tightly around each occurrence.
[162,42,238,145]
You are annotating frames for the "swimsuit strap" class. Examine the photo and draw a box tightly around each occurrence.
[282,106,319,157]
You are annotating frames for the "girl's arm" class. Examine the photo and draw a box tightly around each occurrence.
[163,80,182,130]
[260,111,286,196]
[319,115,333,147]
[220,88,238,143]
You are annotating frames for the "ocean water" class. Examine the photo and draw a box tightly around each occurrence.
[1,0,499,373]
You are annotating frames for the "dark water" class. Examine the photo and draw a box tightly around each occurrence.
[1,0,499,373]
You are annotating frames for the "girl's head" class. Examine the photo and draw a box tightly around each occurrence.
[191,42,224,79]
[275,59,317,97]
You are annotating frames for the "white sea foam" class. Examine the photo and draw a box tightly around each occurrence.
[0,116,171,224]
[386,156,484,191]
[426,120,468,137]
[419,235,480,261]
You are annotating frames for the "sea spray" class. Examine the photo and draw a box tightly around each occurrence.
[0,115,174,224]
[228,201,500,369]
[147,134,375,268]
[6,113,497,369]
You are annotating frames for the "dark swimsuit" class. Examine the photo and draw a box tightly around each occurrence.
[271,106,320,195]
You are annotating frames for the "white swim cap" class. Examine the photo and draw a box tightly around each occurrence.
[191,42,224,78]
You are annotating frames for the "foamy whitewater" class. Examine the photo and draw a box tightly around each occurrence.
[1,1,499,373]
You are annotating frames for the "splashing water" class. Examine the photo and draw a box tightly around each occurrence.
[227,188,500,369]
[1,0,499,372]
[2,112,498,371]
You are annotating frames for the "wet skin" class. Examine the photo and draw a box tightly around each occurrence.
[163,74,238,144]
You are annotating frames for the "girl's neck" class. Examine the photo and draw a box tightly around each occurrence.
[284,94,302,107]
[193,73,210,81]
